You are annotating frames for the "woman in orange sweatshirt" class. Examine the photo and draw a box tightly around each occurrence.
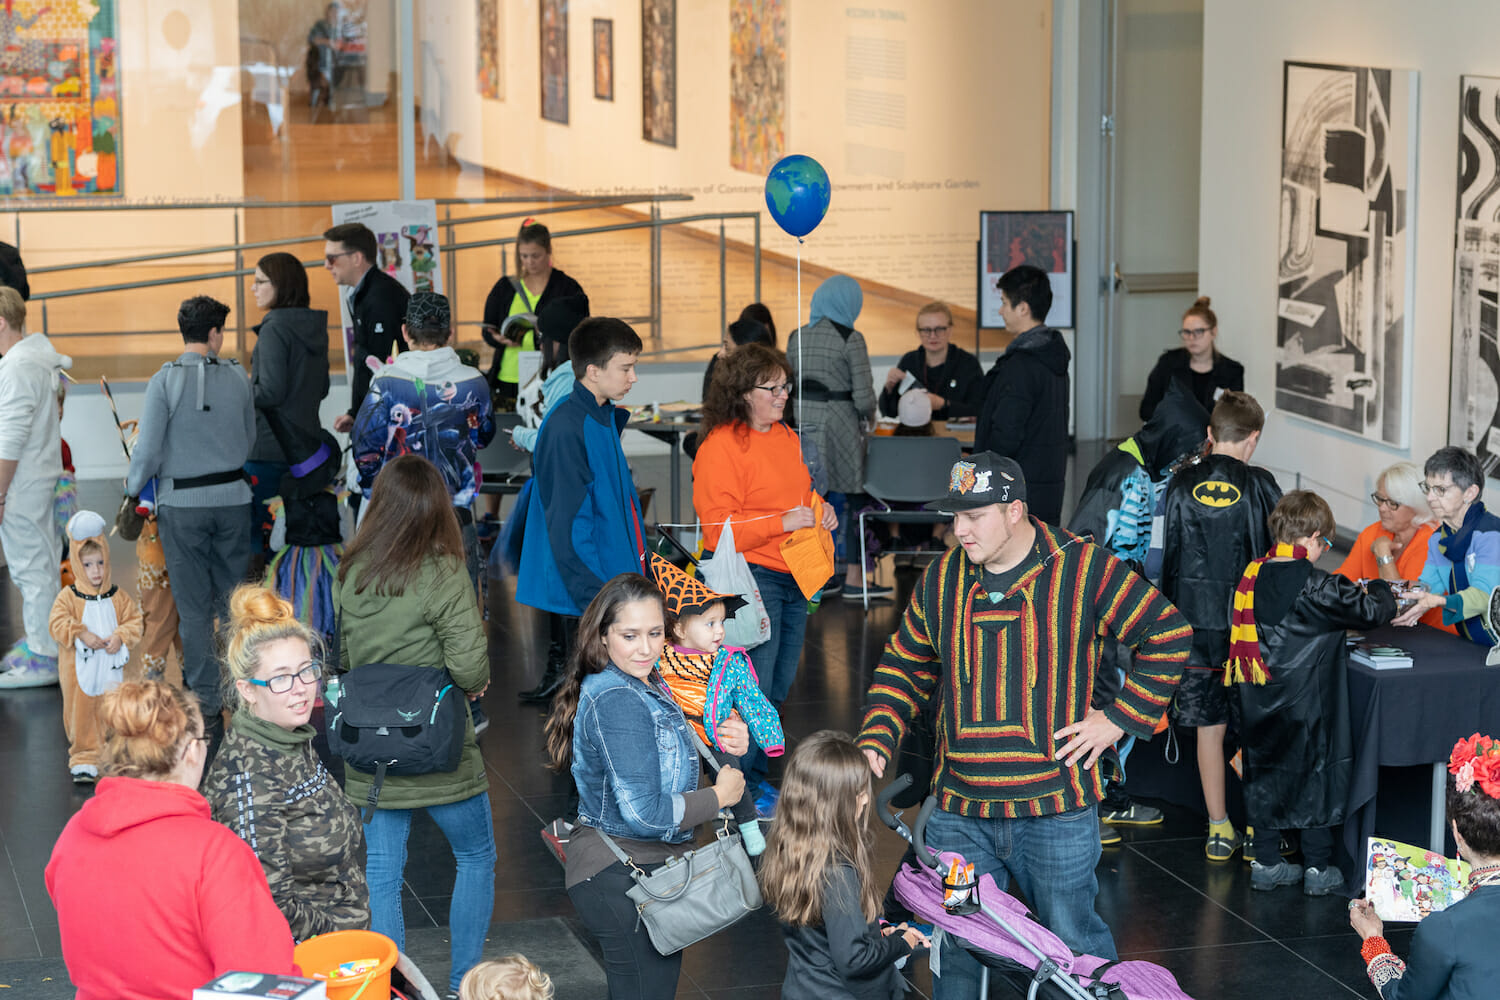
[692,344,836,813]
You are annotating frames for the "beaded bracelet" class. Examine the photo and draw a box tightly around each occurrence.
[1361,936,1393,963]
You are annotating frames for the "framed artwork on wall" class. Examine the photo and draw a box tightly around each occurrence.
[642,0,676,146]
[477,0,502,100]
[1275,61,1418,448]
[540,0,568,124]
[1449,75,1500,478]
[729,0,785,174]
[978,211,1075,331]
[0,0,123,198]
[593,18,613,101]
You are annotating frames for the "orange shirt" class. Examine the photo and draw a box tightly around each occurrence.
[693,422,816,575]
[1336,521,1452,633]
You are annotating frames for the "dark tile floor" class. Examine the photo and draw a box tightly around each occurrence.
[2,470,1387,999]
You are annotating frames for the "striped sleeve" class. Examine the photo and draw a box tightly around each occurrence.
[857,562,944,764]
[1093,553,1191,738]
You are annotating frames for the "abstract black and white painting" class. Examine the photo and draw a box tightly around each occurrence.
[1449,76,1500,479]
[1276,62,1417,446]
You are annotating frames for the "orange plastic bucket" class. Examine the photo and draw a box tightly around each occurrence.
[294,929,398,1000]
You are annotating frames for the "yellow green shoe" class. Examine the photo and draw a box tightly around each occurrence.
[1205,826,1241,862]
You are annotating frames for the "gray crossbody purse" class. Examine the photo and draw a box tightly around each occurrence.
[594,730,762,955]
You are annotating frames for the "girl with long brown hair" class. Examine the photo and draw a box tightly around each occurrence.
[334,454,493,996]
[545,573,748,1000]
[759,730,928,999]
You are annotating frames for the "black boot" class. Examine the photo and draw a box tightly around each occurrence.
[518,661,563,704]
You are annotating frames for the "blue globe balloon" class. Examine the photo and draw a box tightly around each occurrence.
[764,154,831,239]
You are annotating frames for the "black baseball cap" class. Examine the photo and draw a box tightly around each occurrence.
[924,452,1028,512]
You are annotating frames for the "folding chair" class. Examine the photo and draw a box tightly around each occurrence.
[476,413,532,497]
[858,436,964,608]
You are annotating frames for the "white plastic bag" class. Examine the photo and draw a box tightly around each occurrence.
[699,518,771,650]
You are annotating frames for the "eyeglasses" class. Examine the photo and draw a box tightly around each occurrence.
[1320,535,1333,550]
[246,662,322,694]
[1179,326,1214,338]
[1370,493,1401,511]
[1420,482,1456,498]
[755,382,793,397]
[324,251,354,265]
[917,324,951,336]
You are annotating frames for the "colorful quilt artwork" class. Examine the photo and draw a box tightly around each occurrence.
[0,0,121,198]
[729,0,785,175]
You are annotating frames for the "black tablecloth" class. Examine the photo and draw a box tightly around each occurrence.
[1343,624,1500,892]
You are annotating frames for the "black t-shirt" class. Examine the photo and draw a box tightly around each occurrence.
[981,534,1045,601]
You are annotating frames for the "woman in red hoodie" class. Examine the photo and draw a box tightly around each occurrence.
[46,680,297,999]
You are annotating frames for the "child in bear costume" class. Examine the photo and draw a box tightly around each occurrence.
[49,510,144,782]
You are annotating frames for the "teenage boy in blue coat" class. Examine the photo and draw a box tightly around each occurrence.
[517,317,646,701]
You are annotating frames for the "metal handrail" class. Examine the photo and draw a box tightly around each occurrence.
[2,192,692,215]
[35,202,763,362]
[27,194,698,275]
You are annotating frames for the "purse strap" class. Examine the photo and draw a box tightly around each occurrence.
[594,723,731,876]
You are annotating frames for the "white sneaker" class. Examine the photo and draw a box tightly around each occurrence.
[70,764,98,784]
[0,646,59,689]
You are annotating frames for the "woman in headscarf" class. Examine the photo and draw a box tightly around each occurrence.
[786,276,883,600]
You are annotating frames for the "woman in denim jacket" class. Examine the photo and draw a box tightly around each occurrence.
[546,573,749,999]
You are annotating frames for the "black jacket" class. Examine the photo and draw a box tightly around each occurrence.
[1139,347,1244,421]
[1158,453,1282,670]
[877,345,985,421]
[1069,381,1210,559]
[250,307,330,463]
[1236,563,1394,829]
[781,865,912,1000]
[347,268,410,419]
[482,268,585,382]
[973,326,1071,523]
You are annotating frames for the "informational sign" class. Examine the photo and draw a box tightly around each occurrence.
[329,199,444,371]
[978,210,1075,330]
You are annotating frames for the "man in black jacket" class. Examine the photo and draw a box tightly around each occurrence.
[322,222,410,433]
[974,265,1071,524]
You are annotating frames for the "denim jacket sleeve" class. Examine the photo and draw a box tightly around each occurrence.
[584,684,693,840]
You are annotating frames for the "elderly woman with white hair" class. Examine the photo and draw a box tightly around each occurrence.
[1336,461,1451,632]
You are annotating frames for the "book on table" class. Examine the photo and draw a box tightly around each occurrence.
[1365,837,1470,921]
[194,972,326,999]
[1350,642,1413,670]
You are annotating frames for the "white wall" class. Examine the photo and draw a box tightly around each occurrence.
[1199,0,1500,529]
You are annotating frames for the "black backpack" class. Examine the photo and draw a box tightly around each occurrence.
[327,660,468,822]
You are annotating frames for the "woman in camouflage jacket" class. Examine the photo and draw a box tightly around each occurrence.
[202,584,369,940]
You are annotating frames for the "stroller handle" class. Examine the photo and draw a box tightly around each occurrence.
[875,774,913,832]
[912,797,941,870]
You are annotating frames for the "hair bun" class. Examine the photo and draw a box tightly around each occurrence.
[100,681,175,739]
[228,585,296,631]
[1193,296,1211,308]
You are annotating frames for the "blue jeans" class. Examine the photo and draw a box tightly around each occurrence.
[745,563,808,783]
[925,805,1115,999]
[363,791,497,991]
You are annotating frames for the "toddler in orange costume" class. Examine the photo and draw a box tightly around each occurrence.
[48,510,143,783]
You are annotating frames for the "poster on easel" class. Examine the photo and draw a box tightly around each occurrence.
[329,200,443,373]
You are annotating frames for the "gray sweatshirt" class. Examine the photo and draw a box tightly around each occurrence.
[126,351,256,509]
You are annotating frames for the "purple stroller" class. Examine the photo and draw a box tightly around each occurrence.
[876,776,1195,1000]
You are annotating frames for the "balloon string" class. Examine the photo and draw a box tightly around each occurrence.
[796,240,803,432]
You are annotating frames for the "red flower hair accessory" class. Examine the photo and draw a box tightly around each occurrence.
[1449,733,1500,799]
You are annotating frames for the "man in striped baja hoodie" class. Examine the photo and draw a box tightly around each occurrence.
[856,452,1190,997]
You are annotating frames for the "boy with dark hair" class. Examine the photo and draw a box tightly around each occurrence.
[1224,490,1394,893]
[1147,388,1281,862]
[178,296,231,341]
[515,317,646,701]
[352,292,495,591]
[974,264,1071,524]
[1397,446,1500,643]
[322,222,410,433]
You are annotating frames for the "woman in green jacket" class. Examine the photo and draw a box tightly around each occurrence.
[334,454,494,995]
[203,583,369,941]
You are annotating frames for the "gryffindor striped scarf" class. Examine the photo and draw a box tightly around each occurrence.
[1222,543,1306,686]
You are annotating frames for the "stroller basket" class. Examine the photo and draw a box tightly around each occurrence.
[877,775,1194,1000]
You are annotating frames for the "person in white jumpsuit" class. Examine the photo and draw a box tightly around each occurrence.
[0,286,68,686]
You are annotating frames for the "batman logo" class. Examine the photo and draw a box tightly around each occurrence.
[1192,480,1242,508]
